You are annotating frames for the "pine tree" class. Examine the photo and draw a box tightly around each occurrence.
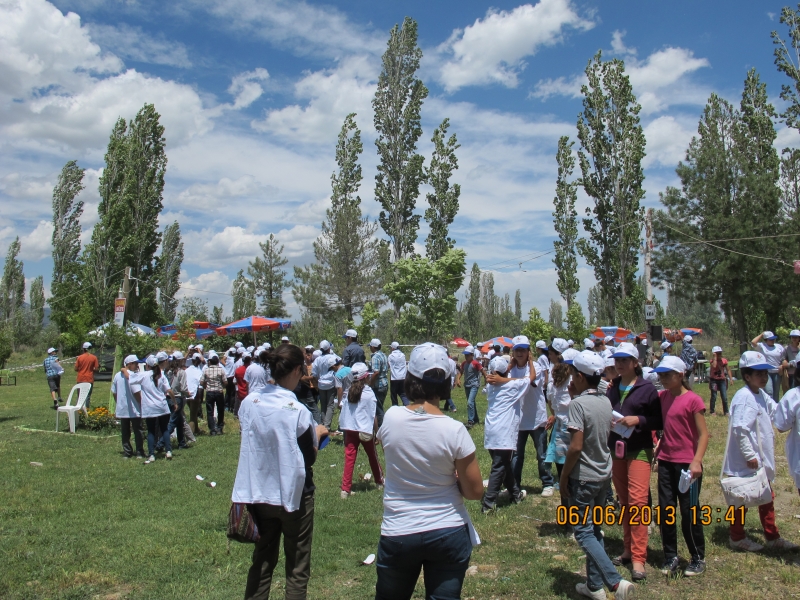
[424,118,461,261]
[552,136,580,309]
[248,234,289,318]
[29,276,45,330]
[156,221,183,322]
[231,270,256,320]
[50,160,85,333]
[373,17,428,263]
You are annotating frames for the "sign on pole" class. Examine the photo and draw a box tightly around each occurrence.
[114,298,126,327]
[644,302,656,321]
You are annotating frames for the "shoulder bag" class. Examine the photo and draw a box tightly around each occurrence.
[227,502,261,544]
[719,406,773,508]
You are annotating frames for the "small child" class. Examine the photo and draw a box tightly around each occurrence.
[339,362,384,499]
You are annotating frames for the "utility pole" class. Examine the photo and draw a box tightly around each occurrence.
[644,208,654,345]
[108,267,131,414]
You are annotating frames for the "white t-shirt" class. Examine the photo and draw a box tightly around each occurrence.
[388,350,407,381]
[338,385,377,434]
[484,378,527,450]
[774,387,800,489]
[723,386,777,481]
[232,385,316,512]
[757,342,784,373]
[244,363,269,393]
[547,378,572,427]
[312,354,336,390]
[513,363,547,430]
[377,406,479,544]
[129,370,171,418]
[536,354,550,378]
[185,365,202,398]
[111,372,141,418]
[223,355,236,378]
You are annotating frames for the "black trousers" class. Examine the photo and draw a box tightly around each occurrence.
[120,417,143,457]
[483,449,520,510]
[225,379,236,411]
[206,391,225,432]
[390,379,405,406]
[657,460,705,561]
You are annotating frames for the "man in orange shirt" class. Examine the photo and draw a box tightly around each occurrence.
[75,341,100,409]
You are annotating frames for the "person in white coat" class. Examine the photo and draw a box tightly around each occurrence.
[723,351,799,552]
[775,384,800,496]
[113,355,143,458]
[388,341,408,407]
[233,344,328,600]
[339,362,384,499]
[126,355,175,464]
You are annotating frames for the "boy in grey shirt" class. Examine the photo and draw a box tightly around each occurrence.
[560,351,634,600]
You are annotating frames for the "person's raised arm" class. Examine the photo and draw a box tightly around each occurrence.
[454,452,483,500]
[751,333,764,349]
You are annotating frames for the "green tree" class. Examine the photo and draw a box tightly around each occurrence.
[0,323,12,368]
[179,296,208,321]
[548,299,564,333]
[514,289,522,320]
[576,51,645,321]
[293,114,385,322]
[521,307,553,344]
[249,233,289,318]
[565,301,588,343]
[231,270,256,319]
[773,5,800,131]
[358,301,380,342]
[29,276,45,330]
[373,17,428,263]
[211,304,225,325]
[464,263,482,340]
[424,118,461,261]
[480,272,497,338]
[156,221,183,322]
[50,160,85,333]
[652,71,784,343]
[0,238,25,327]
[384,248,466,343]
[552,136,580,308]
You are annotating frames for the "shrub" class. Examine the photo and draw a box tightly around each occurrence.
[82,406,117,431]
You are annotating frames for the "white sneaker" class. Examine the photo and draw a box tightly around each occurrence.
[144,455,156,464]
[541,486,554,497]
[575,582,605,599]
[729,537,763,552]
[766,537,800,551]
[615,579,636,599]
[340,490,356,499]
[165,451,173,460]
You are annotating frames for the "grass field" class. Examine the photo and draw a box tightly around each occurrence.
[2,368,800,599]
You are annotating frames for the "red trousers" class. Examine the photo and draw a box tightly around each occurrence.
[342,430,384,493]
[729,490,779,542]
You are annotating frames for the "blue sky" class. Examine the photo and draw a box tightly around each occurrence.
[0,0,796,323]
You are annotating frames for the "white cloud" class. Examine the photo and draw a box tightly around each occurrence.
[530,74,585,101]
[85,23,192,68]
[177,270,232,303]
[642,115,695,168]
[228,68,270,109]
[610,29,636,57]
[19,220,54,261]
[437,0,594,92]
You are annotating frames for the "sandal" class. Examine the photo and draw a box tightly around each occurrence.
[632,569,647,581]
[611,555,632,566]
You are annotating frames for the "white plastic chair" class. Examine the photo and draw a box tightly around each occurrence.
[56,383,92,433]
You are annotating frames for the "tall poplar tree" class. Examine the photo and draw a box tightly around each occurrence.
[576,51,645,320]
[156,221,183,322]
[29,276,45,330]
[373,17,428,262]
[50,160,85,332]
[424,118,461,261]
[231,270,256,319]
[552,136,580,309]
[464,262,482,340]
[514,289,522,320]
[0,238,25,324]
[248,234,289,318]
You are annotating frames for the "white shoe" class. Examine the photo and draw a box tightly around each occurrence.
[766,537,800,551]
[165,451,173,460]
[340,490,356,499]
[541,486,554,497]
[729,537,763,552]
[375,484,384,491]
[615,579,636,599]
[144,455,156,464]
[575,582,605,599]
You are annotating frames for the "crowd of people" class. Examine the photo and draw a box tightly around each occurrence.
[40,329,800,599]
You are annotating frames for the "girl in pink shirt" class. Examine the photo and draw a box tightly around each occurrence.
[652,356,709,578]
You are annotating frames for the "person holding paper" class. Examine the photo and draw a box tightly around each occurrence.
[652,356,709,577]
[606,342,662,582]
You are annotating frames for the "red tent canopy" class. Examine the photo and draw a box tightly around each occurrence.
[452,338,470,347]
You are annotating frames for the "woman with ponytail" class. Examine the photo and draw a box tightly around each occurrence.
[339,362,384,499]
[233,344,328,600]
[125,354,175,464]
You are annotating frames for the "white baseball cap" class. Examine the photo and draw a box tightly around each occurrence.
[583,338,595,350]
[489,356,510,374]
[281,336,289,342]
[343,329,358,338]
[188,344,195,350]
[653,355,687,373]
[573,350,605,377]
[562,348,580,364]
[196,344,204,350]
[712,346,722,353]
[228,347,236,353]
[604,356,616,368]
[247,346,255,352]
[305,345,314,350]
[319,340,331,351]
[791,329,800,338]
[234,342,244,348]
[391,341,400,349]
[47,347,57,354]
[550,338,569,354]
[82,342,92,349]
[661,341,672,350]
[763,331,777,340]
[155,351,169,362]
[511,335,530,350]
[567,339,575,346]
[463,345,475,355]
[312,349,322,359]
[535,340,547,350]
[612,342,639,359]
[253,348,263,357]
[408,343,451,381]
[604,335,614,344]
[369,338,381,348]
[124,354,139,365]
[172,351,184,361]
[351,362,370,380]
[263,343,272,350]
[640,338,648,346]
[683,335,693,343]
[145,355,158,367]
[739,351,772,370]
[242,351,252,359]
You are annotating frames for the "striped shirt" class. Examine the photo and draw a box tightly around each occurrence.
[200,365,227,393]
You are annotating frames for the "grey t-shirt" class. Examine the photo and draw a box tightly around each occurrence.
[567,391,612,482]
[783,345,800,375]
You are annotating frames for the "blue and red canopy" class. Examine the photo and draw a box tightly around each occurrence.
[215,316,291,336]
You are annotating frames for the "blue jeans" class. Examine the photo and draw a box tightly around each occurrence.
[167,396,186,447]
[375,525,472,600]
[709,379,728,415]
[374,387,388,427]
[465,385,479,424]
[513,428,554,488]
[766,372,780,402]
[145,414,171,456]
[568,478,622,593]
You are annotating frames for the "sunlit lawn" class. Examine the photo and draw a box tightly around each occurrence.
[2,368,800,599]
